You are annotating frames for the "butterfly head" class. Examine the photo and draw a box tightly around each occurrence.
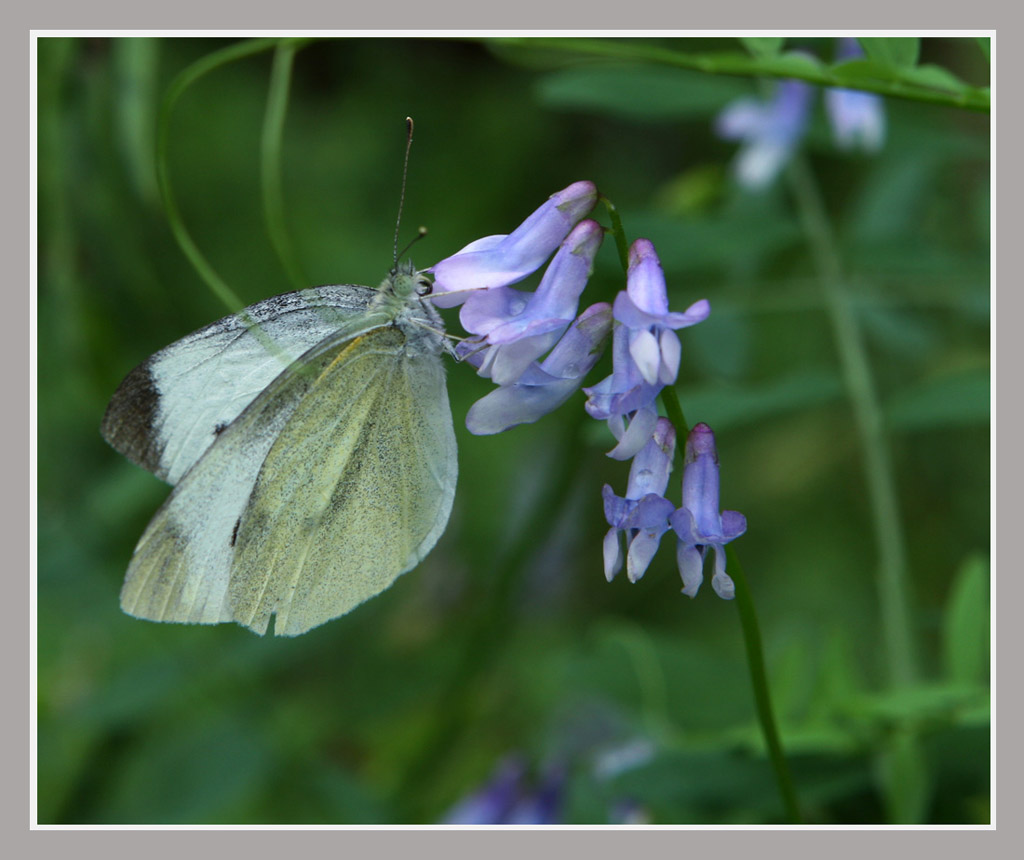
[385,259,433,302]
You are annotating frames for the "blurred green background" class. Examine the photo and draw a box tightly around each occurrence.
[36,36,990,824]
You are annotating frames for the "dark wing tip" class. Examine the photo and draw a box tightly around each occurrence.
[101,359,170,481]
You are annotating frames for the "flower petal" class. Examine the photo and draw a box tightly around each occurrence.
[710,545,736,599]
[429,181,597,300]
[606,405,659,461]
[603,527,624,581]
[626,239,670,316]
[658,328,681,384]
[465,373,580,435]
[626,527,665,583]
[625,417,675,499]
[676,543,705,597]
[720,510,748,541]
[628,328,661,386]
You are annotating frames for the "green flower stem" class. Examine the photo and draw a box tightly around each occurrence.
[661,385,801,823]
[601,195,630,272]
[157,38,282,314]
[727,545,803,823]
[785,156,918,688]
[261,41,309,290]
[486,38,989,113]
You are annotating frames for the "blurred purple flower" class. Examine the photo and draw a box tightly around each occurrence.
[669,423,746,599]
[465,302,613,435]
[825,39,886,152]
[602,417,677,583]
[716,40,887,190]
[428,180,598,308]
[584,239,709,460]
[441,757,564,825]
[715,78,814,190]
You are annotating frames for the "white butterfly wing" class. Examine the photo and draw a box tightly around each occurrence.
[102,285,377,485]
[229,324,457,636]
[118,318,457,636]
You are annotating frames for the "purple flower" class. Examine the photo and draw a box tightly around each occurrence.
[715,78,814,190]
[825,39,886,152]
[442,758,525,824]
[457,218,604,386]
[428,180,598,308]
[716,41,887,190]
[584,239,709,460]
[465,302,613,435]
[441,757,564,825]
[669,423,746,599]
[602,417,677,583]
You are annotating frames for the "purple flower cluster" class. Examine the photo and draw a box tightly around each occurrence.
[716,39,887,190]
[429,181,612,435]
[428,181,744,598]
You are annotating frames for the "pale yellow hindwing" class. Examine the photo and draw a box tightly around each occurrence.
[228,324,457,636]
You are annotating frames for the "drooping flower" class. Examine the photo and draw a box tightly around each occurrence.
[428,180,598,308]
[669,423,746,599]
[457,218,604,386]
[715,78,815,190]
[584,239,709,460]
[825,39,886,152]
[465,302,613,435]
[601,417,677,583]
[441,756,564,825]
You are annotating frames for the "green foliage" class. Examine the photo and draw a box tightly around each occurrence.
[858,37,921,69]
[36,35,989,825]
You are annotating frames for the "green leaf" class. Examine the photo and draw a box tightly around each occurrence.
[740,37,785,59]
[536,64,751,120]
[895,63,972,96]
[858,37,920,69]
[942,555,990,686]
[757,51,825,78]
[976,37,990,62]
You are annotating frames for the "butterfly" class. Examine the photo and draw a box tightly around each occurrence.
[101,262,457,636]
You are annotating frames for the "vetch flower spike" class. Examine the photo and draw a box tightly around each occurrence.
[601,418,677,583]
[584,239,709,460]
[669,423,747,599]
[457,218,604,386]
[465,302,612,435]
[428,180,598,308]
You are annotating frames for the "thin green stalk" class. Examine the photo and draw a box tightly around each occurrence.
[156,38,282,314]
[662,386,801,822]
[727,545,803,823]
[601,195,630,271]
[261,41,309,290]
[156,37,314,365]
[785,156,918,688]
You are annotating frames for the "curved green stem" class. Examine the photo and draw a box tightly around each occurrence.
[785,156,918,688]
[156,38,283,314]
[261,41,309,290]
[662,386,800,822]
[728,545,803,823]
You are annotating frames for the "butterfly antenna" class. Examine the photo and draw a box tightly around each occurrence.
[393,117,415,270]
